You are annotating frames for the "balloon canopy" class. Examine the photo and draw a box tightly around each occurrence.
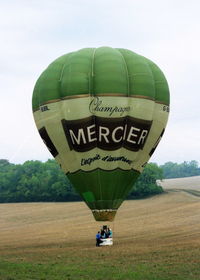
[32,47,170,221]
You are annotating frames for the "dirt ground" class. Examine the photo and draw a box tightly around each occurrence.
[0,176,200,265]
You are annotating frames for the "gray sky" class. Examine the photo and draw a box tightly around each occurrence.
[1,0,200,165]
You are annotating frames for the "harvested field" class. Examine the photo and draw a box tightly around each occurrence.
[159,175,200,196]
[0,176,200,279]
[159,175,200,190]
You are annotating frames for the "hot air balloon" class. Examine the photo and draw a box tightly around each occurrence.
[32,47,170,222]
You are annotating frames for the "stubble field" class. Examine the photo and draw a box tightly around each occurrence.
[1,176,200,279]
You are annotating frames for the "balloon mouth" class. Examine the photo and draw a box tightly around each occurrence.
[92,209,117,221]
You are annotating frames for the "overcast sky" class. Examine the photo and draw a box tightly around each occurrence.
[0,0,200,165]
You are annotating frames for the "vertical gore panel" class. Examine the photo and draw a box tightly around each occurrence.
[117,48,155,99]
[147,60,170,105]
[94,47,128,95]
[32,54,70,109]
[60,48,95,96]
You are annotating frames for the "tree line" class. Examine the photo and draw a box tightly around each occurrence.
[0,159,199,203]
[160,160,200,178]
[0,159,163,203]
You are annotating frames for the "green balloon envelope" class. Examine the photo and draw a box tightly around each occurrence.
[32,47,170,221]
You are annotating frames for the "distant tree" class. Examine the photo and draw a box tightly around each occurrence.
[0,159,11,169]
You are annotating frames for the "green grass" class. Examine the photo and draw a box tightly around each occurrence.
[0,261,199,280]
[1,249,200,280]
